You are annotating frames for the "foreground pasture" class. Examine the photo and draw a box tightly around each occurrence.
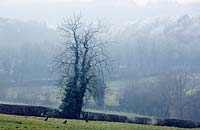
[0,114,197,130]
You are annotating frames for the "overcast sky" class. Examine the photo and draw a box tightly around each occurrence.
[0,0,199,27]
[0,0,200,5]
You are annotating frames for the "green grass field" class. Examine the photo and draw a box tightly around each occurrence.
[0,114,198,130]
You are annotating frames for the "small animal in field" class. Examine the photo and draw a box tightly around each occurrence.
[63,120,68,124]
[44,117,49,121]
[16,121,22,124]
[83,113,89,123]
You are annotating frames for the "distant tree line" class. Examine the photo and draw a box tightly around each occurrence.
[111,15,200,80]
[1,15,200,121]
[119,68,200,121]
[0,18,58,82]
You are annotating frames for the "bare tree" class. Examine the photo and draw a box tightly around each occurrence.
[160,68,194,118]
[55,14,109,118]
[156,75,174,118]
[169,68,193,118]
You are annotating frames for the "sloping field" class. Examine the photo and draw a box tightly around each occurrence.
[0,114,197,130]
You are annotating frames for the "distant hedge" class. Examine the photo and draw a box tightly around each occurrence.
[157,118,198,128]
[0,104,59,117]
[81,112,128,123]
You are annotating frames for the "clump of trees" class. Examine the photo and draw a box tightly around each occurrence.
[0,18,58,82]
[111,15,200,80]
[119,68,200,120]
[55,15,108,118]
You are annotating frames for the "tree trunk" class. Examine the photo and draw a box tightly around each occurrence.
[60,88,83,119]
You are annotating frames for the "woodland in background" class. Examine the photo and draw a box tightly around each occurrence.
[0,15,200,120]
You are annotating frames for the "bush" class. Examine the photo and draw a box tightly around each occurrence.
[157,118,197,128]
[134,117,152,125]
[81,112,128,122]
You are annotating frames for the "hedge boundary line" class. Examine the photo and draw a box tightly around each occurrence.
[0,104,199,128]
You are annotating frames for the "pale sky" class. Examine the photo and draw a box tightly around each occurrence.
[0,0,200,5]
[0,0,199,27]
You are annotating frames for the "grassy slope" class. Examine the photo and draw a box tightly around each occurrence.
[0,114,197,130]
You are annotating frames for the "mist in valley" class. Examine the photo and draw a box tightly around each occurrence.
[0,0,200,122]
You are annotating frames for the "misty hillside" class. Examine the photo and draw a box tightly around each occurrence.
[0,18,59,81]
[112,15,200,79]
[1,15,200,81]
[1,14,200,121]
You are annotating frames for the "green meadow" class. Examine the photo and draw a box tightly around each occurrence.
[0,114,198,130]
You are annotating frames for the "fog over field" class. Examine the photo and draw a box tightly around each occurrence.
[0,0,200,27]
[0,0,200,122]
